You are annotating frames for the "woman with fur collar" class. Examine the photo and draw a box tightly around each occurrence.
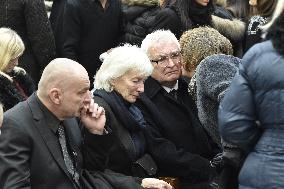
[173,0,245,57]
[0,28,36,111]
[122,0,182,45]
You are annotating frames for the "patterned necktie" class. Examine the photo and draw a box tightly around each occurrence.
[58,124,80,187]
[169,89,178,100]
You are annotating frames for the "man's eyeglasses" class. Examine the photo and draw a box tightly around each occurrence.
[150,51,181,67]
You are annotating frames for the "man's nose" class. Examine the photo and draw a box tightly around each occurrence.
[84,91,92,102]
[167,58,175,67]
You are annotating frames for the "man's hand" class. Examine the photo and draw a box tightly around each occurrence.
[141,178,173,189]
[80,98,106,135]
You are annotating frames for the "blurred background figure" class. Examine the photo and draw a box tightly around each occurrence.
[172,0,245,57]
[61,0,124,84]
[0,28,35,111]
[122,0,182,45]
[225,0,251,22]
[219,10,284,189]
[243,0,277,53]
[0,0,56,84]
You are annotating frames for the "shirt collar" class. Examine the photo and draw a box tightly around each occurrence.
[35,94,61,134]
[162,80,179,93]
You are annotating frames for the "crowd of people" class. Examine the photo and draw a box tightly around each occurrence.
[1,0,284,189]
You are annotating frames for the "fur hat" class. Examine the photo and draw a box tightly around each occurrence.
[179,26,233,72]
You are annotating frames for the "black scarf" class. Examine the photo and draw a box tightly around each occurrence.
[93,89,147,158]
[189,0,214,27]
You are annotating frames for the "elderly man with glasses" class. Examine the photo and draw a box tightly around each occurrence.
[135,30,221,189]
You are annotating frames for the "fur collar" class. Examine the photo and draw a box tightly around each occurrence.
[212,15,246,42]
[0,67,36,110]
[122,0,158,7]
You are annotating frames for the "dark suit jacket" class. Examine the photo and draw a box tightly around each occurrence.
[0,93,100,189]
[136,77,217,188]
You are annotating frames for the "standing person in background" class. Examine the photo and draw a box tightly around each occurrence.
[219,11,284,189]
[172,0,245,57]
[50,0,67,56]
[122,0,182,45]
[243,0,277,53]
[225,0,251,22]
[0,28,36,111]
[0,0,56,84]
[62,0,124,84]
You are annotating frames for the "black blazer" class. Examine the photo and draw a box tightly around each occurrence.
[0,94,82,189]
[136,77,217,187]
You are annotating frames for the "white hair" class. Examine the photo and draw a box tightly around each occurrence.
[94,44,153,92]
[141,30,180,57]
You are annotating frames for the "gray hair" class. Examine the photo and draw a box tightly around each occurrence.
[141,30,180,57]
[94,44,153,92]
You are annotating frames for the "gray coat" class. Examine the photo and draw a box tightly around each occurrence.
[196,54,241,146]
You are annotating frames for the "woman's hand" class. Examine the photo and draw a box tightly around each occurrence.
[141,178,173,189]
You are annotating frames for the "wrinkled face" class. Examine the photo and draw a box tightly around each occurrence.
[61,74,91,118]
[4,58,19,73]
[149,42,182,86]
[112,70,147,103]
[195,0,210,6]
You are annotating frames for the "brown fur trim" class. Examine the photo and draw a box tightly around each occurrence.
[212,15,246,42]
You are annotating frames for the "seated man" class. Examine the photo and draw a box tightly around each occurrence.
[137,30,220,189]
[0,58,172,189]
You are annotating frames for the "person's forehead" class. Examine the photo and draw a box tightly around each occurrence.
[151,42,179,55]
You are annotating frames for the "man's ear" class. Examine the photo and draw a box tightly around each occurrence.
[49,88,62,105]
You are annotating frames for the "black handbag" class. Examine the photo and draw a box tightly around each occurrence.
[132,153,157,177]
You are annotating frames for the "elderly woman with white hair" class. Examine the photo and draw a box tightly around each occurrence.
[84,44,172,189]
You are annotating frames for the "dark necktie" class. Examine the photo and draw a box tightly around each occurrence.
[58,124,80,187]
[169,89,178,100]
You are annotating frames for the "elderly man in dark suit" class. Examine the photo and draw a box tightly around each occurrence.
[0,58,109,188]
[137,30,221,189]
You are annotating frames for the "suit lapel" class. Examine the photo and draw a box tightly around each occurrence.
[26,94,74,181]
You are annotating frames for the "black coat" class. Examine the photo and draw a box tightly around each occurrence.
[136,77,217,188]
[0,68,36,111]
[62,0,123,82]
[0,94,83,188]
[122,0,182,45]
[0,93,113,188]
[0,0,56,83]
[84,94,155,178]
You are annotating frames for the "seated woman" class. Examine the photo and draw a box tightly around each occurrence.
[0,28,36,111]
[180,26,242,189]
[85,44,159,178]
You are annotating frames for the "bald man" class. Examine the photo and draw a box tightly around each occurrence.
[0,58,110,189]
